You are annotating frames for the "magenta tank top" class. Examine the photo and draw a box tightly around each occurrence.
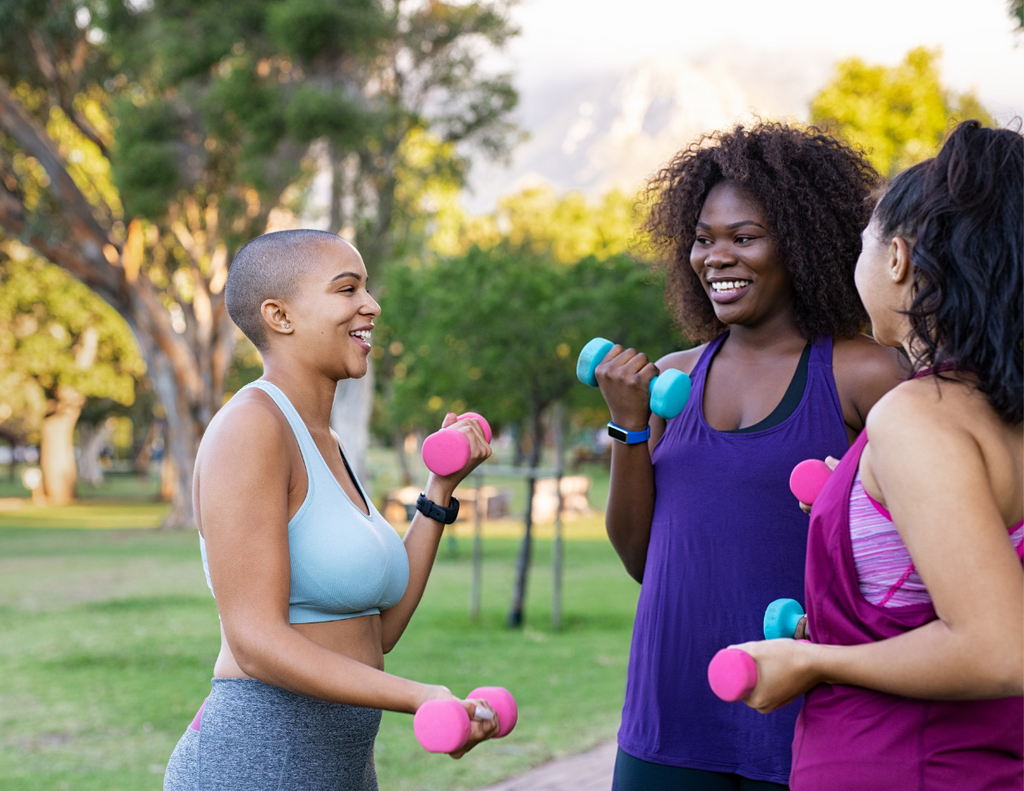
[618,334,850,783]
[793,429,1024,790]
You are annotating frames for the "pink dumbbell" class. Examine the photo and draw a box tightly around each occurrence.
[708,648,758,702]
[421,412,492,476]
[789,459,832,506]
[413,686,518,754]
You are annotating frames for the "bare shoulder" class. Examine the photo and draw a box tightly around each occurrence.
[197,387,291,471]
[832,335,910,426]
[657,343,708,377]
[833,335,909,384]
[865,376,983,459]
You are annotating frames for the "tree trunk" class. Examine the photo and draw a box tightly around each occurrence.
[330,361,375,493]
[77,420,113,487]
[508,407,545,628]
[0,84,237,528]
[40,386,85,505]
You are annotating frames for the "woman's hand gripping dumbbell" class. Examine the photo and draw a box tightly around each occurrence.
[576,338,692,438]
[421,412,492,476]
[708,599,809,702]
[789,457,839,512]
[414,687,518,755]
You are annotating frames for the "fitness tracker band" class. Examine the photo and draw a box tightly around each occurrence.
[416,493,460,524]
[607,422,651,445]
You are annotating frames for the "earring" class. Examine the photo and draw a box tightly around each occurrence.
[284,323,290,329]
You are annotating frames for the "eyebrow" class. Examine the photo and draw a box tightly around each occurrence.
[328,271,365,284]
[696,220,767,230]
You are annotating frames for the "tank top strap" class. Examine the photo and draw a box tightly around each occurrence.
[243,380,324,477]
[689,333,729,387]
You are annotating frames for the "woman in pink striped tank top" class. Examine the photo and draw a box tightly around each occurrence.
[730,121,1024,789]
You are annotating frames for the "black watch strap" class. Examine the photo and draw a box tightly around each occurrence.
[416,493,460,524]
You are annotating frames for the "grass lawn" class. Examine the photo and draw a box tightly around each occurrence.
[0,518,638,790]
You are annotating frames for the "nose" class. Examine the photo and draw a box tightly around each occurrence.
[704,239,736,268]
[363,293,381,318]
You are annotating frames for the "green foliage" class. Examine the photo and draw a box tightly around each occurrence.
[374,248,682,435]
[110,97,183,219]
[0,244,146,440]
[285,84,372,148]
[430,184,643,264]
[810,47,995,178]
[265,0,384,62]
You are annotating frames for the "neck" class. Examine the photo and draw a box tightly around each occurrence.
[723,312,806,359]
[260,354,342,429]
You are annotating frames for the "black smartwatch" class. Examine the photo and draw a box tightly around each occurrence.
[415,493,460,524]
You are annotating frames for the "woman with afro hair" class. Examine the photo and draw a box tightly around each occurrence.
[593,122,908,790]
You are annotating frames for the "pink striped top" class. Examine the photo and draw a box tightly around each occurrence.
[850,473,1024,608]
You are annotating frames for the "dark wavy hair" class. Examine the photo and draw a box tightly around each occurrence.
[874,121,1023,425]
[643,121,880,343]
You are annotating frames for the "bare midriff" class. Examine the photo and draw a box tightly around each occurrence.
[213,613,385,677]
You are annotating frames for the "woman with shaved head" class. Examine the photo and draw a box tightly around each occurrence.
[163,230,495,790]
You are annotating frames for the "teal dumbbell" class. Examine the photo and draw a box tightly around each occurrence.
[576,337,692,420]
[763,598,805,640]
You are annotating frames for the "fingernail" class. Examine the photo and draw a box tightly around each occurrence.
[473,705,494,720]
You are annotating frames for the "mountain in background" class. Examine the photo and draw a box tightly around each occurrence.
[464,49,836,212]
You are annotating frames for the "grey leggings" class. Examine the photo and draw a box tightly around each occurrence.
[164,678,381,791]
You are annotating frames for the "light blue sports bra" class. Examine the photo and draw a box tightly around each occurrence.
[200,379,409,623]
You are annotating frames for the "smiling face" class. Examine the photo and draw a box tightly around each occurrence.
[690,181,795,330]
[281,238,380,380]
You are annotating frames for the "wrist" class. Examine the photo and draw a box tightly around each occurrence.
[423,477,456,506]
[607,413,650,433]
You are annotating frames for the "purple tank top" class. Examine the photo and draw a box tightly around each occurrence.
[792,429,1024,790]
[618,334,849,783]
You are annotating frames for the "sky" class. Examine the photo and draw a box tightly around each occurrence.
[502,0,1023,120]
[462,0,1022,208]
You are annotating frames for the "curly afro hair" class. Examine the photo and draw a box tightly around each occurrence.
[643,121,880,343]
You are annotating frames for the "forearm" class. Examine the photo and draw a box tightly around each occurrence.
[230,621,433,713]
[811,619,1023,700]
[605,443,655,582]
[380,475,455,650]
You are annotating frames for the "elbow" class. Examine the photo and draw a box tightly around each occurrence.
[984,645,1024,698]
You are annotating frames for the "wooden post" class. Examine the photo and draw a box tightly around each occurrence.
[470,469,484,621]
[552,402,565,631]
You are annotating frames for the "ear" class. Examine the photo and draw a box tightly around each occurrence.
[261,298,293,338]
[889,237,912,285]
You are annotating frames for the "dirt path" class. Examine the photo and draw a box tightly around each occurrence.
[470,740,617,791]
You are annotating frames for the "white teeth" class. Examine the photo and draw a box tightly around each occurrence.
[711,280,751,292]
[350,330,371,343]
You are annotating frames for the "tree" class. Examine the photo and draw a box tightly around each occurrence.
[810,47,995,178]
[0,1,300,524]
[269,0,521,483]
[0,241,144,503]
[374,247,681,625]
[0,1,521,522]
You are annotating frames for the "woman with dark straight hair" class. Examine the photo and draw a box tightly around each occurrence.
[733,121,1024,790]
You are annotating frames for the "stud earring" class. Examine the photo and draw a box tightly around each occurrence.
[284,323,290,329]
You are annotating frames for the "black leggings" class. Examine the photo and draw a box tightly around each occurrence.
[612,748,789,791]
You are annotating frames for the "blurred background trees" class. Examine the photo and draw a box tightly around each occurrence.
[0,0,1002,533]
[0,241,144,504]
[0,0,520,523]
[810,47,995,178]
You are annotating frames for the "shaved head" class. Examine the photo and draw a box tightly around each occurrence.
[226,229,346,351]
